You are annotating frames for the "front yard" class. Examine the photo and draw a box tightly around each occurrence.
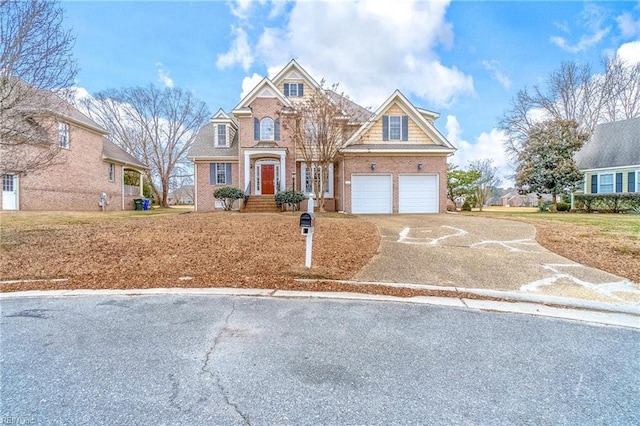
[0,210,380,292]
[469,208,640,284]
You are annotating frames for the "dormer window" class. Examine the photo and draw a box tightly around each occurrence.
[284,83,304,98]
[216,124,227,147]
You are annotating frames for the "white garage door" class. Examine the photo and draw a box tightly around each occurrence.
[399,175,438,213]
[351,175,392,214]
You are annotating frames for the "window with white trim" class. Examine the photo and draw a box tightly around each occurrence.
[216,164,226,184]
[301,163,333,198]
[108,163,115,182]
[58,122,69,148]
[599,173,614,193]
[209,163,232,185]
[260,118,274,141]
[216,124,227,146]
[284,83,303,97]
[389,116,401,140]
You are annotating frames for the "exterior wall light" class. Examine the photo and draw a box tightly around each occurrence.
[418,162,423,170]
[371,162,376,171]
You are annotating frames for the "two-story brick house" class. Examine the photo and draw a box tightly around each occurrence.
[1,88,148,211]
[188,60,456,214]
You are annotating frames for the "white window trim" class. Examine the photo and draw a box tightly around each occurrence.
[598,172,614,194]
[215,124,228,147]
[216,163,227,185]
[388,115,402,140]
[301,163,334,198]
[260,118,275,141]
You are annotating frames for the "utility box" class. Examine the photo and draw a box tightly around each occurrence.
[300,212,315,235]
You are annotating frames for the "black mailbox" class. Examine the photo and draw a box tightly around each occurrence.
[299,212,315,229]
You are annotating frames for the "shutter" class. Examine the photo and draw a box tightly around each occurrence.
[254,117,259,140]
[629,172,636,193]
[591,175,598,194]
[299,84,304,97]
[209,163,216,185]
[382,115,389,141]
[226,163,232,184]
[401,115,408,141]
[274,118,280,141]
[284,83,290,97]
[616,173,623,193]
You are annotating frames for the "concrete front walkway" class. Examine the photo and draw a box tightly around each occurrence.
[354,214,640,307]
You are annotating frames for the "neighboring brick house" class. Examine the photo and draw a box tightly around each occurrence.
[1,91,147,211]
[188,60,456,214]
[575,117,640,195]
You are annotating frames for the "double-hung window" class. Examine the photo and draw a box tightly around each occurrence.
[599,173,614,193]
[382,115,408,141]
[284,83,303,97]
[58,122,69,148]
[216,124,227,146]
[210,163,232,185]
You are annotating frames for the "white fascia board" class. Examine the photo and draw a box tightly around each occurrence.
[581,165,640,173]
[271,59,322,90]
[233,77,292,111]
[341,147,455,154]
[188,156,239,162]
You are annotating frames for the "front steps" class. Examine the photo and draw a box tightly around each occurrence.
[243,196,279,213]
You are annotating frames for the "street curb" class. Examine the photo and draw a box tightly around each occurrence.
[294,278,640,316]
[1,285,638,329]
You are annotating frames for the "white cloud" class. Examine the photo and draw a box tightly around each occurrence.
[155,62,174,88]
[550,27,610,54]
[220,0,473,109]
[617,41,640,65]
[446,115,513,186]
[616,11,640,38]
[217,26,254,71]
[240,73,264,100]
[481,60,512,90]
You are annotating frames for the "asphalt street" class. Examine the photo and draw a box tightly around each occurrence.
[1,294,639,425]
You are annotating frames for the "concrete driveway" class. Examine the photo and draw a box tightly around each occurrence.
[354,214,640,306]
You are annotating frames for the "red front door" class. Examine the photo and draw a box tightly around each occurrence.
[261,164,275,195]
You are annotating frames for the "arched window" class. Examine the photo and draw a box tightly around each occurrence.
[260,117,274,141]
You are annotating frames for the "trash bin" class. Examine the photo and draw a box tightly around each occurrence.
[134,199,143,210]
[143,198,150,211]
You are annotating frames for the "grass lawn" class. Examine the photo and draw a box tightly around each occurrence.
[466,207,640,284]
[0,209,381,293]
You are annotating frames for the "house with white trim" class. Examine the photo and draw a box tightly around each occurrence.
[187,60,456,214]
[575,117,640,195]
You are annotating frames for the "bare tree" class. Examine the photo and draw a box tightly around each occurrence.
[469,159,501,212]
[0,0,78,175]
[287,81,352,212]
[80,85,209,207]
[500,58,640,163]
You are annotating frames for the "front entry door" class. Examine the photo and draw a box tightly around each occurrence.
[2,174,18,210]
[261,165,275,195]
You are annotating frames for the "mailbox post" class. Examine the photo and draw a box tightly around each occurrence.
[299,195,315,268]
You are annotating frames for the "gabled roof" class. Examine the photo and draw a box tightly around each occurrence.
[575,117,640,170]
[232,77,292,114]
[271,59,322,90]
[102,139,148,170]
[326,90,374,124]
[211,108,237,128]
[342,90,455,152]
[187,122,239,159]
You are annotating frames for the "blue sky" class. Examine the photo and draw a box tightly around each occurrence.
[63,0,640,185]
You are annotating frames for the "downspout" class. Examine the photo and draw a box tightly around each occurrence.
[121,167,125,210]
[194,163,198,212]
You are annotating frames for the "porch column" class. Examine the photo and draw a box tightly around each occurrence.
[279,152,286,192]
[244,152,251,194]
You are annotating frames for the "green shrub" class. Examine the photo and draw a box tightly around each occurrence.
[213,186,244,211]
[275,190,306,211]
[539,200,552,212]
[556,202,570,212]
[574,193,640,213]
[461,199,472,211]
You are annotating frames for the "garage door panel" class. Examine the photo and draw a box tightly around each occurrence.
[352,175,392,214]
[399,175,438,213]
